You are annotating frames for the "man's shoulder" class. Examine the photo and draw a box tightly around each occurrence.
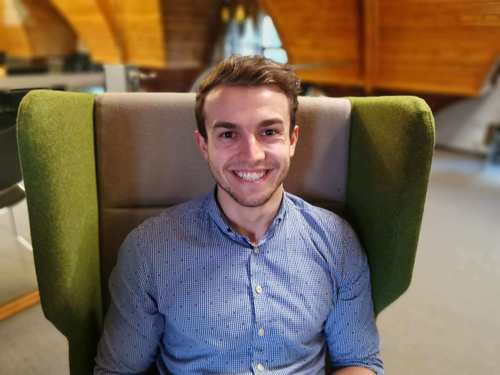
[284,192,357,244]
[131,194,209,238]
[284,193,365,275]
[285,192,344,224]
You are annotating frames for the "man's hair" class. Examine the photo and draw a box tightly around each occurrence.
[195,55,302,139]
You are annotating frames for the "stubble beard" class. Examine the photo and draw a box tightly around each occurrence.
[218,180,281,208]
[210,162,289,208]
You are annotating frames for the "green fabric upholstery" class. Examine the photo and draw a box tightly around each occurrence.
[17,90,102,375]
[348,97,434,315]
[16,90,434,374]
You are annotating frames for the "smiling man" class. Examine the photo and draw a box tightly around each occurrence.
[194,83,299,245]
[95,55,383,375]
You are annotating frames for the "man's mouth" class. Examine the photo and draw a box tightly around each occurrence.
[232,170,269,182]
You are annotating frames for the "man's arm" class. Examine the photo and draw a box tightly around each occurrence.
[324,219,383,375]
[94,230,163,374]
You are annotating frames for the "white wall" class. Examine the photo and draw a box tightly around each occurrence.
[435,82,500,155]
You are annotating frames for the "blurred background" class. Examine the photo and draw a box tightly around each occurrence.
[0,0,499,374]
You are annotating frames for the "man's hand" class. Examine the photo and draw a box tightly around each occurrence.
[332,366,376,374]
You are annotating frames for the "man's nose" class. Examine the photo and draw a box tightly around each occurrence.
[241,135,265,162]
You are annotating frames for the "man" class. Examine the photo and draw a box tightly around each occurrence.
[95,55,383,374]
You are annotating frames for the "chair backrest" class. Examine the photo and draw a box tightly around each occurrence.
[17,90,434,375]
[94,93,352,307]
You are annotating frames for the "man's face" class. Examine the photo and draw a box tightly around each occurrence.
[195,85,299,209]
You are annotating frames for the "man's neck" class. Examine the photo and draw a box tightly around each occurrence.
[216,187,284,245]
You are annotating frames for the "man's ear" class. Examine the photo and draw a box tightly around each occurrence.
[194,130,209,160]
[289,125,300,157]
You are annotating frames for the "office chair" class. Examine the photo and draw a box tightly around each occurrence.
[17,90,434,375]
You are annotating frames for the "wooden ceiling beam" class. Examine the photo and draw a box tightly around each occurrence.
[259,0,363,87]
[0,0,76,59]
[98,0,166,68]
[362,0,379,93]
[50,0,122,64]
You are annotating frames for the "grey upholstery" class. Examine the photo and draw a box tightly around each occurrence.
[94,93,352,307]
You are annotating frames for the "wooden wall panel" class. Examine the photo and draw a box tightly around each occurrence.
[363,0,379,93]
[0,0,37,58]
[0,0,75,59]
[100,0,166,68]
[3,0,219,68]
[1,30,32,59]
[376,0,500,95]
[161,0,221,68]
[262,0,500,96]
[20,0,76,57]
[260,0,363,86]
[0,0,76,59]
[0,1,4,53]
[50,0,122,64]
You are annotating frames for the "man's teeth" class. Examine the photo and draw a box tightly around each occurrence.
[235,171,266,181]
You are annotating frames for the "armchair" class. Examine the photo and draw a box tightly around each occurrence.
[17,90,434,374]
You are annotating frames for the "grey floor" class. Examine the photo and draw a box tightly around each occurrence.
[378,150,500,373]
[0,149,499,374]
[0,199,36,304]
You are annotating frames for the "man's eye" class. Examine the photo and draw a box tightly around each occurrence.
[220,131,234,139]
[263,129,278,136]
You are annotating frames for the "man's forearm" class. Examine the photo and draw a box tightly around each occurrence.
[332,366,376,375]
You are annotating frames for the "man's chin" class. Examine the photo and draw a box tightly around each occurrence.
[228,194,272,208]
[225,186,284,208]
[215,174,285,209]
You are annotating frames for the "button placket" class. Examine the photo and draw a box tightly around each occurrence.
[249,244,268,370]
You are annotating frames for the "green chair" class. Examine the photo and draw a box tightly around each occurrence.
[17,89,434,374]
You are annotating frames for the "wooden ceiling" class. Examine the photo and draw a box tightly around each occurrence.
[261,0,500,96]
[1,0,499,96]
[0,0,219,68]
[50,0,122,63]
[161,0,220,68]
[0,0,76,59]
[261,0,363,87]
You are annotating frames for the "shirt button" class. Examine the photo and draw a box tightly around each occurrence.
[253,247,260,254]
[258,328,265,337]
[255,284,263,294]
[256,363,265,372]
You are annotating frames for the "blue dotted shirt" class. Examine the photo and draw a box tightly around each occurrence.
[95,191,383,374]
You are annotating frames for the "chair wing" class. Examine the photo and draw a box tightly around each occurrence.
[17,89,102,375]
[348,96,435,315]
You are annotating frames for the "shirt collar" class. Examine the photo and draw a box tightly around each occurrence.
[203,186,288,247]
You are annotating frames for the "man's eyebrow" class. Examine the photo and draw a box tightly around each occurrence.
[210,118,284,130]
[211,121,237,130]
[258,118,285,127]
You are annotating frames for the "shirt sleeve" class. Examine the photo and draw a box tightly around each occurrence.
[94,228,164,374]
[324,220,384,375]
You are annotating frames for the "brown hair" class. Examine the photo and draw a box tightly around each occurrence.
[195,55,302,139]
